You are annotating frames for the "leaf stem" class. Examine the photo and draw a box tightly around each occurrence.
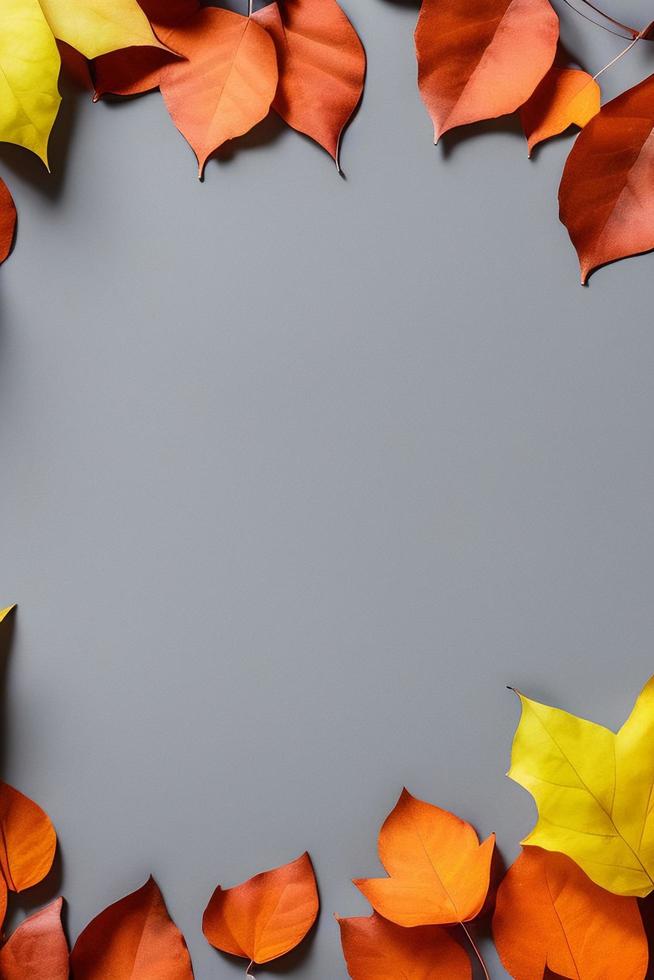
[562,0,640,38]
[460,922,490,980]
[246,961,255,978]
[247,0,253,16]
[593,31,642,80]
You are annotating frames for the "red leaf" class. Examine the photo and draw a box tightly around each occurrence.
[415,0,559,141]
[559,74,654,282]
[70,877,193,979]
[0,899,68,980]
[254,0,365,170]
[0,179,17,266]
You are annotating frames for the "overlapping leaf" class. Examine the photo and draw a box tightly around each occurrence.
[0,781,57,894]
[202,852,319,966]
[521,66,600,156]
[0,899,68,980]
[0,179,17,265]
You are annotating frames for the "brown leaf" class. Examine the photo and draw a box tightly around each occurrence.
[202,852,319,966]
[0,782,56,893]
[254,0,365,170]
[559,73,654,282]
[415,0,559,141]
[0,898,68,980]
[70,877,193,979]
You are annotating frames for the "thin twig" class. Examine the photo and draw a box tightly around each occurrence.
[593,32,642,79]
[460,922,491,980]
[560,0,636,39]
[246,961,255,978]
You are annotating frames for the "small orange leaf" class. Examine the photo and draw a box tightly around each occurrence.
[521,67,600,156]
[0,898,68,980]
[0,180,17,266]
[0,782,56,892]
[354,789,494,927]
[559,74,654,283]
[492,847,648,980]
[0,877,7,929]
[253,0,365,170]
[415,0,559,141]
[158,7,278,177]
[202,851,319,965]
[70,877,193,979]
[338,911,471,979]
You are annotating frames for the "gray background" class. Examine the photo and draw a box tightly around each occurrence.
[2,0,654,975]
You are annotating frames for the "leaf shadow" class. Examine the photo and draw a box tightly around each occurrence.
[0,607,17,778]
[208,111,288,171]
[638,893,654,978]
[438,114,525,160]
[211,925,319,977]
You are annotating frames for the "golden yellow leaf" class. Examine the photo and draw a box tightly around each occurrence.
[509,677,654,897]
[39,0,164,60]
[0,605,17,625]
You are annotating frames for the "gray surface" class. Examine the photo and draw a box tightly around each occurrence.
[2,0,654,976]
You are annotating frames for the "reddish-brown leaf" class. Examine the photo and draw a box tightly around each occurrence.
[353,789,494,927]
[338,911,471,979]
[0,898,68,980]
[58,41,94,91]
[202,852,319,965]
[415,0,559,141]
[521,67,600,156]
[492,847,648,980]
[253,0,365,169]
[559,74,654,282]
[0,782,56,892]
[70,877,193,979]
[0,179,17,266]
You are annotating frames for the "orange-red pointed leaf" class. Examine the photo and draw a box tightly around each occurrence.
[521,67,600,155]
[415,0,559,141]
[0,782,56,892]
[202,852,319,965]
[338,911,471,979]
[253,0,365,168]
[354,789,494,927]
[492,847,648,980]
[559,74,654,283]
[0,898,68,980]
[158,7,278,177]
[0,180,17,266]
[70,877,193,979]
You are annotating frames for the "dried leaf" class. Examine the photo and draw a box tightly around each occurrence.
[508,677,654,896]
[0,782,57,892]
[0,898,69,980]
[0,178,16,263]
[415,0,559,141]
[202,852,319,965]
[521,67,600,156]
[492,847,648,980]
[253,0,365,170]
[353,789,495,926]
[559,74,654,283]
[70,876,193,979]
[338,911,472,979]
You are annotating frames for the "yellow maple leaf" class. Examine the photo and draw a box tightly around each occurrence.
[0,0,162,165]
[509,678,654,897]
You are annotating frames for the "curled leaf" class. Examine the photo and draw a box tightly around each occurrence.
[0,898,68,980]
[202,852,319,965]
[353,789,495,927]
[70,876,193,979]
[338,911,471,979]
[0,781,57,892]
[522,66,600,156]
[492,847,648,980]
[415,0,559,141]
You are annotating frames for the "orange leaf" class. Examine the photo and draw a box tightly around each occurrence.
[559,74,654,283]
[0,782,56,892]
[338,911,471,979]
[521,67,600,156]
[253,0,365,170]
[202,851,319,965]
[0,180,17,266]
[0,898,68,980]
[353,789,494,927]
[70,877,193,979]
[492,847,648,980]
[158,7,278,177]
[415,0,559,141]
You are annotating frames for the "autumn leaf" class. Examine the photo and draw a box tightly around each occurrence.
[202,852,319,967]
[338,911,471,979]
[415,0,559,141]
[559,74,654,282]
[0,898,69,980]
[521,66,600,156]
[0,604,16,624]
[353,789,495,927]
[253,0,365,171]
[70,876,193,979]
[0,781,57,893]
[508,677,654,897]
[492,847,648,980]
